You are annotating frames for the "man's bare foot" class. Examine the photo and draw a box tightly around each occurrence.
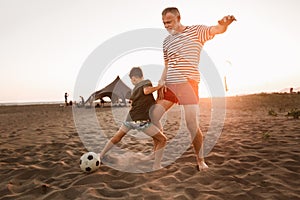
[197,161,209,171]
[153,164,162,170]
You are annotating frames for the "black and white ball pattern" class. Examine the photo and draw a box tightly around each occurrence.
[80,152,100,172]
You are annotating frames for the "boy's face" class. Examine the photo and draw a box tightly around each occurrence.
[130,76,138,85]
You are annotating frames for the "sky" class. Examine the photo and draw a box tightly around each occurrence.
[0,0,300,103]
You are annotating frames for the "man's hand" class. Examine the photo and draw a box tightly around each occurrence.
[210,15,236,35]
[157,79,167,100]
[157,87,167,100]
[218,15,236,26]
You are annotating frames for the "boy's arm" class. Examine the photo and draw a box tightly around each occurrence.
[144,84,163,95]
[210,15,236,36]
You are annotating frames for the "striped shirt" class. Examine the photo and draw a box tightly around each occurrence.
[163,25,214,83]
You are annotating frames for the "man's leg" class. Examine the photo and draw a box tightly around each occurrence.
[183,104,208,171]
[151,100,174,129]
[147,99,174,159]
[143,124,167,170]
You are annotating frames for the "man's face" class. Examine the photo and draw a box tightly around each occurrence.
[162,12,180,35]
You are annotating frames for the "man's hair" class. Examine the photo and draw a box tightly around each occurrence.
[129,67,143,78]
[162,7,180,17]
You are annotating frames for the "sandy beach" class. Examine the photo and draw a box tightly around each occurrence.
[0,93,299,200]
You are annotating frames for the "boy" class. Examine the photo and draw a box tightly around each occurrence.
[100,67,167,170]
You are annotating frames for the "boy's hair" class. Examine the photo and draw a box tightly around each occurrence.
[129,67,143,78]
[162,7,180,17]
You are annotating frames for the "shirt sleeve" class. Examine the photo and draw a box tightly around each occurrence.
[196,25,214,45]
[143,80,153,88]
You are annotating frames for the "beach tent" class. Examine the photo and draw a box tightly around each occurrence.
[86,76,132,105]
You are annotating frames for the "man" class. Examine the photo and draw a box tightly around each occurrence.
[64,92,69,106]
[152,7,236,171]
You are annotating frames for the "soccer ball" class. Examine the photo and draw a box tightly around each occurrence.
[80,152,100,173]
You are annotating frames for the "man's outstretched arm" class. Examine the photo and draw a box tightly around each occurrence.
[210,15,236,35]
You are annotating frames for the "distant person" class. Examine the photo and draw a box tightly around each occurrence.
[100,99,105,107]
[64,92,69,106]
[100,67,167,170]
[80,96,85,107]
[88,96,94,108]
[151,7,236,171]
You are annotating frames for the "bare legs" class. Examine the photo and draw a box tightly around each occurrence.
[99,129,126,159]
[183,105,208,171]
[145,101,174,160]
[144,127,167,169]
[99,125,166,170]
[152,100,208,171]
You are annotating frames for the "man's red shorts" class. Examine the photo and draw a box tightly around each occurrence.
[163,79,199,105]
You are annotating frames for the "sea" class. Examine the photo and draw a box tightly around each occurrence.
[0,101,65,106]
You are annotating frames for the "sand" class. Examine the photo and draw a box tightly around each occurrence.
[0,93,299,200]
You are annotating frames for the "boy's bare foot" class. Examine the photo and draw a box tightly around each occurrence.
[197,161,209,171]
[140,153,155,161]
[98,153,103,164]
